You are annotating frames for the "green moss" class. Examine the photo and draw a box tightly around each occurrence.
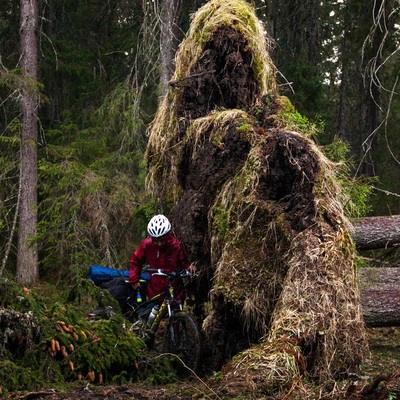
[238,123,251,132]
[211,206,230,238]
[0,277,184,393]
[211,129,224,148]
[0,360,46,393]
[277,96,323,137]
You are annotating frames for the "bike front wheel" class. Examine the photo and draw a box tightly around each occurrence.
[165,312,201,372]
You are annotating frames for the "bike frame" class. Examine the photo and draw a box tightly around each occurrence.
[128,268,201,372]
[149,284,183,334]
[133,268,187,333]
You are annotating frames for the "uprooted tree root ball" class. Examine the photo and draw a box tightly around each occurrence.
[144,0,368,396]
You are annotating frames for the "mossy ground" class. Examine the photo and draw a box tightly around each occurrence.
[0,278,180,397]
[7,327,398,400]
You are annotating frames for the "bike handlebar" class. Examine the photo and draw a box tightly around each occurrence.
[146,268,192,278]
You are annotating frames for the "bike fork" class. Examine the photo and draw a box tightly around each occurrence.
[169,322,178,348]
[167,302,183,349]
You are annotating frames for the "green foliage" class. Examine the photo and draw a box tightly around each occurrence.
[322,136,349,162]
[95,82,147,153]
[137,355,178,385]
[369,78,400,215]
[35,80,148,284]
[323,137,374,217]
[0,136,19,234]
[0,67,23,88]
[0,360,47,393]
[132,199,160,229]
[0,275,189,394]
[277,97,325,138]
[0,1,156,282]
[283,63,326,116]
[0,278,147,395]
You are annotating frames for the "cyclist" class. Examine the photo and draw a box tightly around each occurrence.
[129,214,196,302]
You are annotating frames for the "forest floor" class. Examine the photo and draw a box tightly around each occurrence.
[10,326,400,400]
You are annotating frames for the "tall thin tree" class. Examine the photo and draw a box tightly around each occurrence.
[17,0,39,285]
[159,0,181,96]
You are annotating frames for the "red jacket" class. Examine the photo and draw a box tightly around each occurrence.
[129,233,190,301]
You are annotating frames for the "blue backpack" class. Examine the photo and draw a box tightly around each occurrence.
[87,265,149,286]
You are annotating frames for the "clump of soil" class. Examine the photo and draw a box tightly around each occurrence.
[174,26,260,120]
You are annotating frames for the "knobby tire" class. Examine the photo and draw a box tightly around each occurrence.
[165,312,201,372]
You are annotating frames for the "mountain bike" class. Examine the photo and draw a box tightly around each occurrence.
[125,268,202,372]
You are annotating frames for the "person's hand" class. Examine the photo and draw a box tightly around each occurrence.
[131,282,140,290]
[188,263,197,274]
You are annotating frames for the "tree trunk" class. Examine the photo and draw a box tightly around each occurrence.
[349,217,400,327]
[17,0,39,285]
[159,0,180,96]
[359,267,400,327]
[350,215,400,250]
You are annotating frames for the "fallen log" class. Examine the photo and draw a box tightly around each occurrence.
[359,267,400,327]
[350,215,400,250]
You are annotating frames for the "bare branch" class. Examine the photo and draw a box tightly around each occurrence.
[0,178,21,277]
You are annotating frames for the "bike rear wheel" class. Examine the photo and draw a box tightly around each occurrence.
[165,312,201,372]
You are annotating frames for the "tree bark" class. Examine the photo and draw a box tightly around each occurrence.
[350,215,400,250]
[17,0,39,285]
[359,267,400,327]
[159,0,180,96]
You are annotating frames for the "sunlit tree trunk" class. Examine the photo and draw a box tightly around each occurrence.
[17,0,39,285]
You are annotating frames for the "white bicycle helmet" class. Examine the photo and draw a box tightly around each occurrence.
[147,214,171,238]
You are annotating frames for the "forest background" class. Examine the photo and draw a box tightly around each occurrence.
[0,0,399,286]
